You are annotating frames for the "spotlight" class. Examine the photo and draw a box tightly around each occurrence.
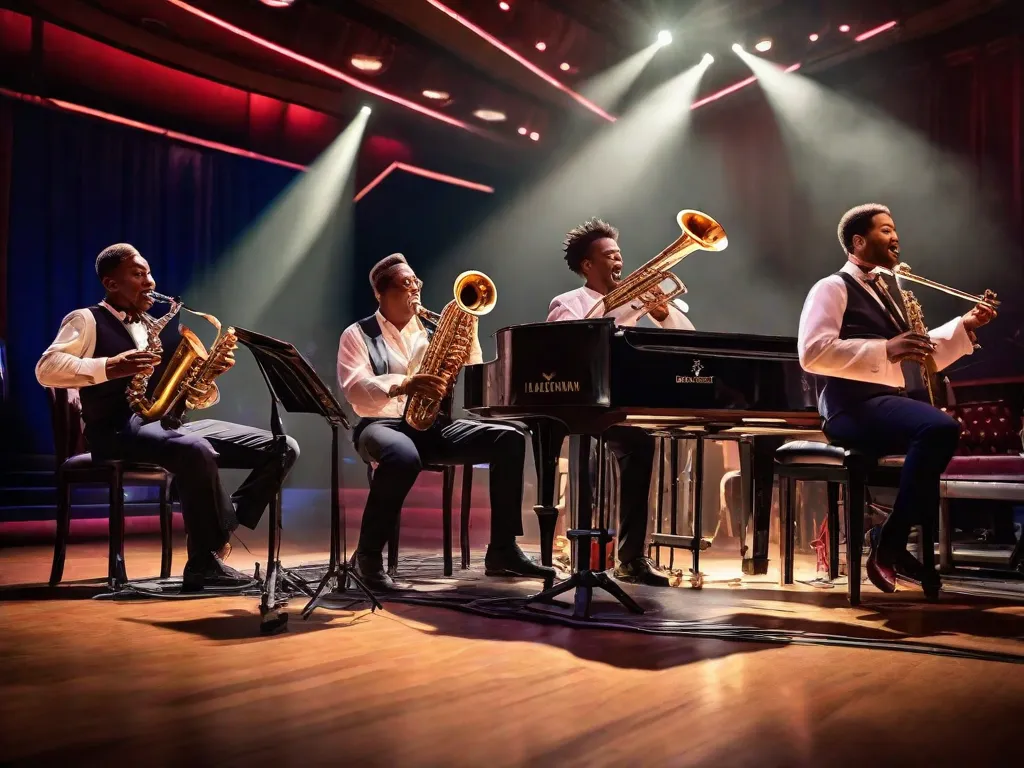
[559,62,570,71]
[517,126,527,135]
[702,53,714,64]
[473,109,507,121]
[350,55,383,72]
[839,24,850,33]
[656,30,672,47]
[809,33,820,42]
[498,1,510,9]
[360,105,372,115]
[535,41,547,51]
[260,0,295,7]
[422,89,450,100]
[529,131,540,141]
[755,39,772,52]
[731,43,744,53]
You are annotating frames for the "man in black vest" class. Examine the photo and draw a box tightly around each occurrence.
[337,253,554,591]
[798,204,996,597]
[36,243,300,591]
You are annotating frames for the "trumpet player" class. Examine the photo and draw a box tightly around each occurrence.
[35,243,299,591]
[798,204,996,598]
[337,253,554,592]
[547,218,692,587]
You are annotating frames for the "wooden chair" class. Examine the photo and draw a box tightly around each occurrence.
[46,388,174,589]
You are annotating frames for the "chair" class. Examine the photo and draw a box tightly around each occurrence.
[774,441,922,606]
[363,461,473,577]
[47,388,174,589]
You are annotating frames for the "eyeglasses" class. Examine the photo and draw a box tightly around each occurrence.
[397,276,423,291]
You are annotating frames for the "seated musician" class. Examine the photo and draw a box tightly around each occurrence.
[547,218,687,586]
[35,244,299,591]
[337,254,554,591]
[798,204,996,597]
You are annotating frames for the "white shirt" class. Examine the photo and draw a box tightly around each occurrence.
[337,309,483,419]
[35,301,149,387]
[547,285,696,330]
[797,260,973,387]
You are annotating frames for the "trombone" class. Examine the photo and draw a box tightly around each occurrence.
[879,261,1000,310]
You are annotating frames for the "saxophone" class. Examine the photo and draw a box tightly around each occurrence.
[896,277,943,407]
[403,271,497,431]
[126,291,238,423]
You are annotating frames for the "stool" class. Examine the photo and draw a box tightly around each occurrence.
[775,441,912,605]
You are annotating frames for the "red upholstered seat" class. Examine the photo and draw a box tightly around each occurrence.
[943,454,1024,479]
[942,401,1023,456]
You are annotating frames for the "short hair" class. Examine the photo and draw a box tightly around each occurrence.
[95,243,140,280]
[562,218,619,275]
[837,204,891,254]
[369,253,408,295]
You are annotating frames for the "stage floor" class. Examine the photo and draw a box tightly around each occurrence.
[2,539,1023,767]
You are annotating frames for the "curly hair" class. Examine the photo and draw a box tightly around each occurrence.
[562,218,619,275]
[837,203,891,255]
[95,243,141,280]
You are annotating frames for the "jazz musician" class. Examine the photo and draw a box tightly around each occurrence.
[547,218,692,587]
[36,243,300,591]
[798,204,996,597]
[337,253,554,592]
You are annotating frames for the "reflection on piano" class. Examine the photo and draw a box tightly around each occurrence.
[464,319,823,581]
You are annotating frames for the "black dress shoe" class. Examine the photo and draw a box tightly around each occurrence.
[350,552,409,593]
[182,554,256,592]
[484,543,556,580]
[891,550,941,599]
[613,557,670,587]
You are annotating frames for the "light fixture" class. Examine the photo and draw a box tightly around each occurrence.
[656,30,672,46]
[529,131,539,141]
[498,1,510,9]
[855,21,898,42]
[422,89,451,100]
[350,55,383,72]
[731,43,744,53]
[702,53,714,64]
[517,126,527,135]
[559,62,570,71]
[473,109,507,121]
[260,0,295,7]
[360,105,372,115]
[755,39,772,52]
[535,41,546,51]
[839,24,851,33]
[809,33,820,42]
[354,162,494,203]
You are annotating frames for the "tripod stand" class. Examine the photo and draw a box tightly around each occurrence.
[526,433,643,618]
[232,328,378,633]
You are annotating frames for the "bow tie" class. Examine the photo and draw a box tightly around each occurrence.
[122,315,142,326]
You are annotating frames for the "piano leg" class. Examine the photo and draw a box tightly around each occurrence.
[529,418,567,568]
[740,435,785,576]
[691,436,705,576]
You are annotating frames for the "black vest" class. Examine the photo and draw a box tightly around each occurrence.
[79,305,181,434]
[817,272,926,422]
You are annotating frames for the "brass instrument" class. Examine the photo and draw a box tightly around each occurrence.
[880,257,1000,408]
[126,291,238,422]
[404,271,497,431]
[583,209,728,322]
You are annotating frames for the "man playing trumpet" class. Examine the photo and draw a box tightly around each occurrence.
[337,253,553,591]
[36,243,300,590]
[798,204,996,598]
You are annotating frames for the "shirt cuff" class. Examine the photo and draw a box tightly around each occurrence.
[77,357,109,384]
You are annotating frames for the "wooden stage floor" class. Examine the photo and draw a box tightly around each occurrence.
[2,539,1023,767]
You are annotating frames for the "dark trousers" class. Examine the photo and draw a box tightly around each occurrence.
[824,395,960,555]
[603,426,657,564]
[354,418,526,555]
[87,416,300,560]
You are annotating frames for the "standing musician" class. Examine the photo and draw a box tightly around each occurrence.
[36,243,300,591]
[798,204,996,597]
[337,253,554,592]
[547,218,692,587]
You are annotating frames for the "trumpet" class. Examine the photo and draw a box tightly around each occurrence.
[584,209,728,322]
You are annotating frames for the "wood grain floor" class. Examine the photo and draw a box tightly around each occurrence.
[2,541,1023,768]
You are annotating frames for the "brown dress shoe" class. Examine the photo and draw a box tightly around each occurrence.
[866,535,896,593]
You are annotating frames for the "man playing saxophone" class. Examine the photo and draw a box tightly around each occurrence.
[798,204,996,598]
[546,218,694,587]
[36,243,299,591]
[337,253,554,591]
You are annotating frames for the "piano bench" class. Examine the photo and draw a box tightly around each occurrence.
[774,441,909,606]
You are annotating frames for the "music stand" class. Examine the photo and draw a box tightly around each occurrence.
[233,328,381,634]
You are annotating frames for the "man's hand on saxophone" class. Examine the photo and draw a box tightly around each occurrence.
[389,373,446,400]
[963,297,997,335]
[105,349,161,379]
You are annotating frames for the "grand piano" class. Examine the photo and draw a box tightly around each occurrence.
[463,319,824,578]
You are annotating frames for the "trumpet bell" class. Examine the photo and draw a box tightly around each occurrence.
[677,209,728,253]
[453,270,497,316]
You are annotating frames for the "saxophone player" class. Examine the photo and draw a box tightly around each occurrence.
[35,243,300,591]
[798,204,996,597]
[337,253,554,591]
[547,218,690,587]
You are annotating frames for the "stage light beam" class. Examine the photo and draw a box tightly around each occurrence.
[657,30,673,47]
